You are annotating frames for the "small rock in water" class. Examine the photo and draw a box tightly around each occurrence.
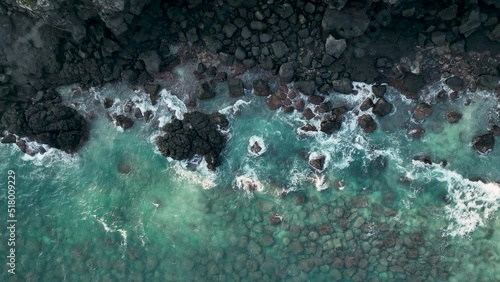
[358,114,377,133]
[300,124,317,132]
[408,126,425,138]
[309,154,326,171]
[103,98,114,109]
[372,98,393,117]
[445,111,462,123]
[413,155,432,165]
[413,103,433,120]
[115,115,134,129]
[472,133,495,154]
[124,100,134,113]
[134,108,143,119]
[250,142,262,155]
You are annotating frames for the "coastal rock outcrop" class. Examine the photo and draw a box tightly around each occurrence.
[1,102,88,152]
[156,111,229,170]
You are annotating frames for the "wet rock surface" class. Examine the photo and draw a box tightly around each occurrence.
[1,94,88,152]
[156,111,228,170]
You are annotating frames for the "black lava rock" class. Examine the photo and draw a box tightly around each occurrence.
[1,103,88,152]
[156,111,229,170]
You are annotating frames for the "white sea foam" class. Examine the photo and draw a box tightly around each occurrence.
[309,173,329,191]
[220,99,252,116]
[235,166,264,193]
[409,161,500,237]
[171,159,217,190]
[17,139,79,167]
[93,215,128,247]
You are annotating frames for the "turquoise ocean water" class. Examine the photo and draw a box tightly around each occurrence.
[0,63,499,281]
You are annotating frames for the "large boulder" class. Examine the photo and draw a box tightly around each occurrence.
[445,112,462,124]
[322,8,370,39]
[325,35,346,59]
[228,78,244,97]
[1,103,88,152]
[279,62,295,83]
[413,103,433,120]
[331,78,353,94]
[358,114,377,133]
[253,80,270,96]
[156,111,229,170]
[472,133,494,154]
[139,50,161,74]
[372,98,393,117]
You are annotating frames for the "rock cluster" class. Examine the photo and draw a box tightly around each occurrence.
[156,111,229,170]
[1,89,88,152]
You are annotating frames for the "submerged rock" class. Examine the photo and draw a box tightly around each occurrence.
[156,111,228,170]
[195,82,215,99]
[445,111,462,124]
[472,133,495,154]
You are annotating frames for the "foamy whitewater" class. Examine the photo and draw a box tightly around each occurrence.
[1,67,499,281]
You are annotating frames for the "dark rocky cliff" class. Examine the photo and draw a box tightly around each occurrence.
[0,0,499,152]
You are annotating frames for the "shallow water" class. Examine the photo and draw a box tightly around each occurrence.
[0,69,499,281]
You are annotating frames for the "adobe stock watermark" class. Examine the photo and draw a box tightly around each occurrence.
[6,170,16,275]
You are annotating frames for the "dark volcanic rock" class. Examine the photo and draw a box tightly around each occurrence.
[295,80,316,95]
[402,74,425,99]
[331,78,353,94]
[372,98,393,117]
[360,98,374,111]
[325,35,346,58]
[322,8,369,39]
[445,77,463,92]
[358,114,377,133]
[445,112,462,124]
[116,115,134,129]
[195,82,215,99]
[253,80,270,96]
[320,118,341,134]
[472,133,495,154]
[372,85,387,97]
[408,127,425,138]
[228,78,244,97]
[413,103,433,120]
[267,95,283,110]
[103,98,114,109]
[250,142,262,155]
[156,111,228,170]
[1,134,16,144]
[279,62,295,83]
[144,83,160,105]
[309,155,326,171]
[477,75,499,90]
[1,103,88,152]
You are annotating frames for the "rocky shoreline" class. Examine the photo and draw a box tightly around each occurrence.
[0,0,499,156]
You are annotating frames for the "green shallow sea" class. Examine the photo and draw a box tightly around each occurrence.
[0,67,499,281]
